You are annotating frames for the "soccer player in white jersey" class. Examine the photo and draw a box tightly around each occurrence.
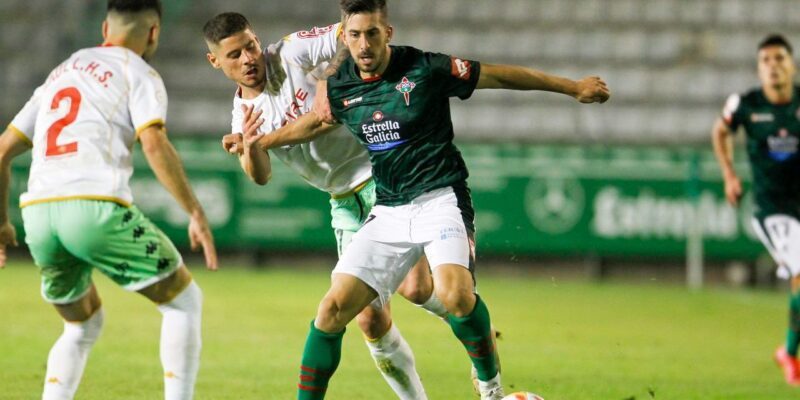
[203,12,452,399]
[0,1,217,399]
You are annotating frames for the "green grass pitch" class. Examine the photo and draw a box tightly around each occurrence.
[0,261,797,399]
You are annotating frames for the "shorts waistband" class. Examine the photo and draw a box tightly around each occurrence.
[331,178,372,200]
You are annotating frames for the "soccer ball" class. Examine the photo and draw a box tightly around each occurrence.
[502,392,545,400]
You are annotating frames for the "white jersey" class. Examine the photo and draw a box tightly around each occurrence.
[10,45,167,207]
[231,23,372,196]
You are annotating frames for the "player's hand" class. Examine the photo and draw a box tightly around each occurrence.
[241,104,265,153]
[222,133,243,155]
[188,211,218,270]
[313,80,336,124]
[723,173,743,207]
[574,76,610,104]
[0,222,18,269]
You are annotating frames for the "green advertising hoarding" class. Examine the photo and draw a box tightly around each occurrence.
[6,139,763,260]
[464,145,760,259]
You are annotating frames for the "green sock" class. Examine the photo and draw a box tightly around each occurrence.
[448,295,498,381]
[787,291,800,356]
[297,320,345,400]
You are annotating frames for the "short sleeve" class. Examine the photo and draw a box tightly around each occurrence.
[9,84,45,146]
[721,93,744,133]
[280,23,341,69]
[426,52,481,100]
[129,65,168,137]
[231,97,244,134]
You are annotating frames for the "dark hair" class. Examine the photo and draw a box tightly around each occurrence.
[339,0,388,18]
[758,34,793,55]
[203,12,252,44]
[108,0,162,18]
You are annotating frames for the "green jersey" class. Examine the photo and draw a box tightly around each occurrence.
[327,45,481,207]
[723,85,800,217]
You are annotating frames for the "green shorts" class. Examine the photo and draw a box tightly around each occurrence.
[22,200,183,304]
[329,179,376,256]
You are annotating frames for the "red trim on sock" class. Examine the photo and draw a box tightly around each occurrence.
[467,343,496,358]
[298,383,327,392]
[300,365,331,377]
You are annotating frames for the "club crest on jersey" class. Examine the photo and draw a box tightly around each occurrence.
[395,76,416,106]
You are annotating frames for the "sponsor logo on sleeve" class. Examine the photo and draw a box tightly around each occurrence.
[296,24,337,39]
[450,57,471,80]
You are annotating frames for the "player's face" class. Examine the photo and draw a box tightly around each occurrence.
[343,12,393,77]
[758,46,796,90]
[208,29,266,90]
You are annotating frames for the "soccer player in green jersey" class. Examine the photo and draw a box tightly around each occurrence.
[712,34,800,387]
[241,1,609,398]
[206,12,449,399]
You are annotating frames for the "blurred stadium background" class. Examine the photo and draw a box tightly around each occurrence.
[2,1,800,398]
[3,0,799,285]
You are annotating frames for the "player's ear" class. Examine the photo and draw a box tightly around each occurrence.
[206,52,220,69]
[102,20,109,40]
[148,23,160,46]
[386,25,393,42]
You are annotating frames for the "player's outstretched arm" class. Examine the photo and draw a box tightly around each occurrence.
[244,105,338,151]
[477,63,610,103]
[139,126,218,270]
[711,117,742,207]
[0,129,31,268]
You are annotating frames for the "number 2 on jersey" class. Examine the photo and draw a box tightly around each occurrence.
[46,87,81,157]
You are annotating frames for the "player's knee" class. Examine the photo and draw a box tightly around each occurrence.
[355,306,391,339]
[316,297,348,333]
[158,281,202,317]
[63,307,104,346]
[436,287,475,318]
[397,279,433,305]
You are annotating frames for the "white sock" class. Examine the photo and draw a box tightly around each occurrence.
[364,324,428,400]
[478,372,503,399]
[42,308,104,400]
[417,292,448,319]
[157,281,202,400]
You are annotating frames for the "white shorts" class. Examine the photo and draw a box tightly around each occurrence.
[751,214,800,279]
[334,186,476,307]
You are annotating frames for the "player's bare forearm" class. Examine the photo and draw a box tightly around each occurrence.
[139,126,205,217]
[477,63,575,92]
[0,129,31,224]
[323,39,350,79]
[239,146,272,185]
[477,63,610,103]
[711,118,737,179]
[255,112,337,150]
